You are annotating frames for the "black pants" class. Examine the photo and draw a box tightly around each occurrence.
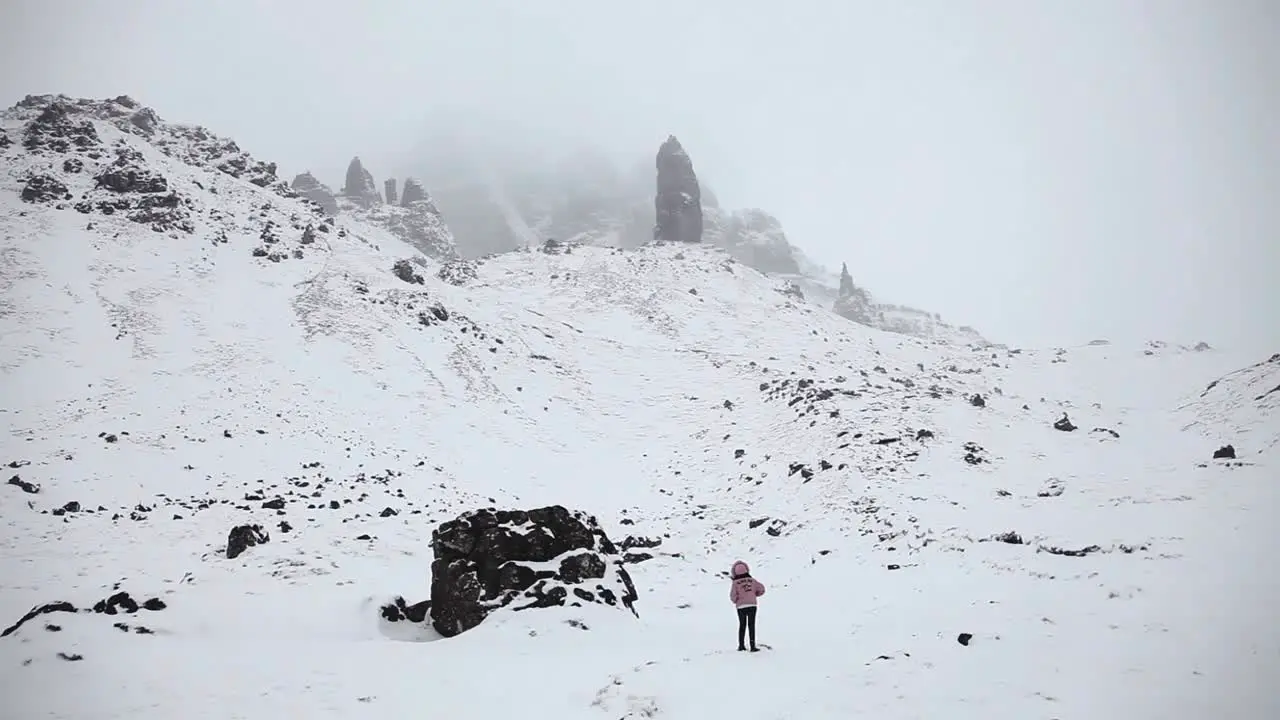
[736,606,758,649]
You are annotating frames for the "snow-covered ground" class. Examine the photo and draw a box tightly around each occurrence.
[1,96,1277,719]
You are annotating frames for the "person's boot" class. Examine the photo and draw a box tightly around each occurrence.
[750,645,760,652]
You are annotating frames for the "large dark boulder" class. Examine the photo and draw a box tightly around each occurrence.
[653,135,703,243]
[429,505,639,637]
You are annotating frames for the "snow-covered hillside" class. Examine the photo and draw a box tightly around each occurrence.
[1,95,1277,719]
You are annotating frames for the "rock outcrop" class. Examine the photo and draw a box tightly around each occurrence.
[341,156,380,208]
[717,208,799,274]
[832,262,875,325]
[429,505,639,638]
[384,178,398,206]
[653,135,702,243]
[362,178,457,259]
[400,177,428,206]
[291,172,338,215]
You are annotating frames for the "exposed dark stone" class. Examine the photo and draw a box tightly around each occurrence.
[226,523,268,559]
[969,394,985,408]
[1,601,77,638]
[957,632,973,646]
[429,505,638,637]
[619,535,663,551]
[20,174,71,204]
[1213,444,1236,460]
[1039,544,1102,557]
[92,591,139,615]
[96,167,168,194]
[392,259,424,284]
[22,100,101,154]
[962,442,987,465]
[7,475,39,494]
[1053,414,1077,432]
[380,595,432,624]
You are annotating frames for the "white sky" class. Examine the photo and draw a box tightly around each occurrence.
[3,0,1277,352]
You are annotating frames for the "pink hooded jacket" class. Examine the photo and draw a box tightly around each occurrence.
[729,560,766,607]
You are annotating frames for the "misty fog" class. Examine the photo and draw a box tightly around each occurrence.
[3,0,1277,351]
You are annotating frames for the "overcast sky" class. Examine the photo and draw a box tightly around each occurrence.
[4,1,1277,352]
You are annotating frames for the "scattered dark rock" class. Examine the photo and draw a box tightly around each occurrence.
[20,174,71,203]
[379,507,399,518]
[969,394,985,408]
[1091,427,1120,439]
[96,166,168,194]
[380,595,432,623]
[991,531,1024,545]
[1037,478,1065,498]
[92,591,139,615]
[1053,414,1077,432]
[392,259,424,284]
[22,100,101,154]
[226,524,268,560]
[619,535,663,551]
[1,601,77,638]
[7,475,39,494]
[1213,445,1236,460]
[957,632,973,646]
[962,442,987,465]
[1039,544,1102,558]
[915,429,934,440]
[57,652,84,662]
[262,497,285,510]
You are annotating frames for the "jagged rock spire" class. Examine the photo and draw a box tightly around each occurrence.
[341,157,379,208]
[654,135,703,243]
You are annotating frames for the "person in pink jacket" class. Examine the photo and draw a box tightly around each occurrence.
[729,560,766,651]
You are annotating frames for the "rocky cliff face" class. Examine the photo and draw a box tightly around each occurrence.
[653,135,702,244]
[714,208,799,274]
[290,171,338,215]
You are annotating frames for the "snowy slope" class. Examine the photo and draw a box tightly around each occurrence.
[1,96,1278,719]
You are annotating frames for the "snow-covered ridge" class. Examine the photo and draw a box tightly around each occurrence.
[1178,351,1280,456]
